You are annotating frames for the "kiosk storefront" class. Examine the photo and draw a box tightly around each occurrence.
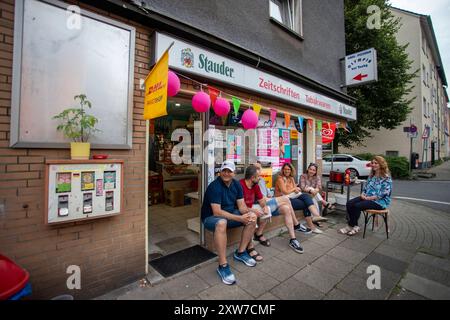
[146,32,357,263]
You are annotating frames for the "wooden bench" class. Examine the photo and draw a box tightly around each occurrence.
[204,212,306,252]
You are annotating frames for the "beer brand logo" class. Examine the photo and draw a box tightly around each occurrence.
[181,48,194,68]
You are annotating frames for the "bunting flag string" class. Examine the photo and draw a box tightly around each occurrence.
[345,123,352,133]
[232,97,241,116]
[207,86,220,106]
[296,116,304,133]
[252,103,262,117]
[307,119,313,131]
[317,120,322,132]
[284,113,291,128]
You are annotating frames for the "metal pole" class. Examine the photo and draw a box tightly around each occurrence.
[409,118,412,177]
[331,139,334,172]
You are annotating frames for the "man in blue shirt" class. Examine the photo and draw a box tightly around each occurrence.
[201,160,258,285]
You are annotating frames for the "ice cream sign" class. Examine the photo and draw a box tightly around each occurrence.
[345,48,378,87]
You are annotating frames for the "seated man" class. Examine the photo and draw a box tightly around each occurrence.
[241,165,304,255]
[201,160,258,285]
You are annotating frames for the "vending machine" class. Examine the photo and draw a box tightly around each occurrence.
[45,160,124,225]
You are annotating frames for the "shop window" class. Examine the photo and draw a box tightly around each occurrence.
[269,0,303,37]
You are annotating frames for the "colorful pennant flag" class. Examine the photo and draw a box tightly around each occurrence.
[317,120,322,132]
[296,116,304,133]
[270,109,277,127]
[252,103,262,117]
[208,86,220,106]
[232,97,241,116]
[345,123,352,133]
[143,46,171,120]
[285,113,291,128]
[308,119,313,131]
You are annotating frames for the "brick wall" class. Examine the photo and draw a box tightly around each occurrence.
[0,0,151,299]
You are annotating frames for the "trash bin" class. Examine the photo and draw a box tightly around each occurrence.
[411,152,419,169]
[0,254,32,300]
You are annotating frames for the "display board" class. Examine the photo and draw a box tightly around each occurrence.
[45,160,123,224]
[10,0,135,148]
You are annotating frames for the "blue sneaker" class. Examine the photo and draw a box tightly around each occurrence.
[296,223,312,234]
[289,239,304,254]
[216,264,236,285]
[233,250,256,267]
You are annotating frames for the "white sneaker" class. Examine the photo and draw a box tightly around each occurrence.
[312,228,323,234]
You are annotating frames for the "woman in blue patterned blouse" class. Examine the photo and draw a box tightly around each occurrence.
[339,156,393,236]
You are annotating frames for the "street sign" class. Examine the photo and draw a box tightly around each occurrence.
[422,126,430,139]
[345,48,378,87]
[410,125,417,133]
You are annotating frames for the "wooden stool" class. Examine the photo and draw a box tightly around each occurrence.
[363,209,389,239]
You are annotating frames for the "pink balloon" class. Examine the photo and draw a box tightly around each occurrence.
[241,109,259,129]
[191,91,210,113]
[167,70,180,97]
[213,98,230,116]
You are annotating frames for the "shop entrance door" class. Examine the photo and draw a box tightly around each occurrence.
[146,99,215,278]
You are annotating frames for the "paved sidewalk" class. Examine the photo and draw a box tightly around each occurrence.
[414,159,450,180]
[96,198,450,300]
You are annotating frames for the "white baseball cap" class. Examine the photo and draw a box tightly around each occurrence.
[220,160,236,173]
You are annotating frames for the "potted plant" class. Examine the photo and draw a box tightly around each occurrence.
[53,94,100,160]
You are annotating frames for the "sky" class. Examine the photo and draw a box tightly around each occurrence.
[389,0,450,91]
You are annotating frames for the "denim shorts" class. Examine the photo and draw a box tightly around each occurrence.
[266,198,280,216]
[202,209,243,232]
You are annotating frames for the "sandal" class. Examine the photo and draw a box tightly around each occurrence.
[338,226,353,234]
[247,248,263,262]
[254,233,271,247]
[347,226,360,236]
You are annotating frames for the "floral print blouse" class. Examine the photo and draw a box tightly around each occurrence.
[363,175,393,208]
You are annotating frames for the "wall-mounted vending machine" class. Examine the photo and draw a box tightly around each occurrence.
[45,159,124,225]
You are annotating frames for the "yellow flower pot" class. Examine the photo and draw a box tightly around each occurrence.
[70,142,90,160]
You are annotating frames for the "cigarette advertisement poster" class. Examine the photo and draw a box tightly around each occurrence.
[226,134,242,162]
[257,128,279,164]
[279,129,291,166]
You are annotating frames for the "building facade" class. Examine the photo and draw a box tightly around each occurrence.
[341,7,448,167]
[0,0,355,299]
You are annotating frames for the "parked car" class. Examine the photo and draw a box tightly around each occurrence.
[322,154,371,178]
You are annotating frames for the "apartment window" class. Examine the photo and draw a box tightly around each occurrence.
[428,102,431,118]
[430,63,433,84]
[269,0,303,36]
[422,34,426,54]
[386,151,399,157]
[422,65,426,85]
[423,97,427,117]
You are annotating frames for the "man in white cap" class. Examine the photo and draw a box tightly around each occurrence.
[201,160,258,285]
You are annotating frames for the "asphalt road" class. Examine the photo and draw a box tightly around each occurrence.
[322,176,450,213]
[392,179,450,213]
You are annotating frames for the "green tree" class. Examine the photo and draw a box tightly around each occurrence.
[336,0,417,151]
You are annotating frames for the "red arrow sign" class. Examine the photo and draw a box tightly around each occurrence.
[353,73,368,81]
